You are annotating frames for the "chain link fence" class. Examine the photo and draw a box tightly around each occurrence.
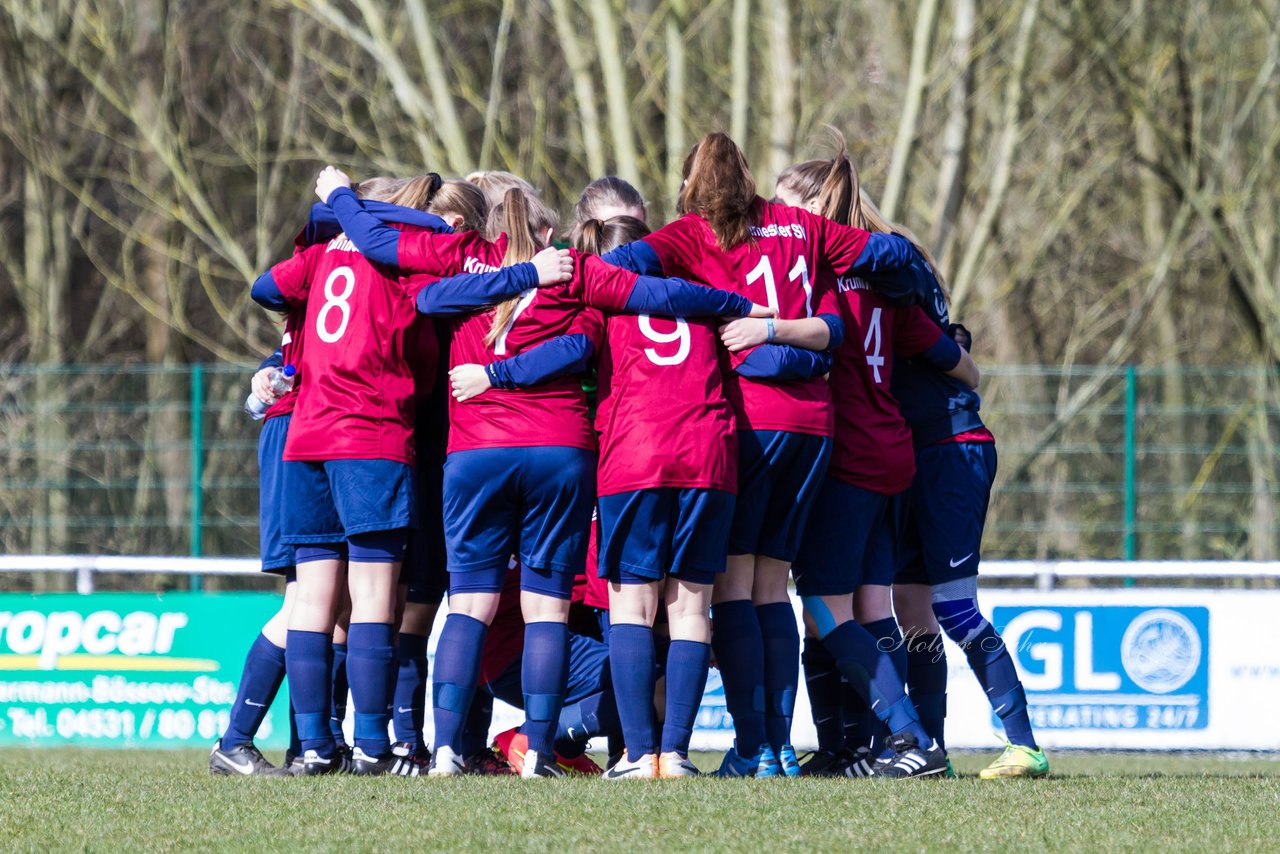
[2,363,1277,574]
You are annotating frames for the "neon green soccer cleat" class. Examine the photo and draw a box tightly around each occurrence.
[979,744,1049,779]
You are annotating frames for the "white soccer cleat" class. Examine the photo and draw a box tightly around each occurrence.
[603,753,657,780]
[427,745,467,777]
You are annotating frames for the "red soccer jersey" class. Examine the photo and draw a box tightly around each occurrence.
[269,228,429,464]
[264,307,306,420]
[416,237,596,453]
[827,272,943,494]
[571,250,737,495]
[642,199,870,436]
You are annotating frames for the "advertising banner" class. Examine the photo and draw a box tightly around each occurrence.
[0,593,289,749]
[3,586,1277,751]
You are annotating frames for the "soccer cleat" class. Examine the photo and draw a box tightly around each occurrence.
[755,744,782,778]
[874,733,947,779]
[492,727,529,775]
[945,757,957,779]
[209,741,278,777]
[521,749,567,779]
[427,745,467,777]
[658,752,700,778]
[843,746,876,779]
[778,745,801,778]
[299,748,351,776]
[388,742,431,777]
[351,746,397,776]
[603,753,657,780]
[715,747,758,778]
[979,743,1049,779]
[798,748,845,777]
[556,751,604,776]
[465,749,517,776]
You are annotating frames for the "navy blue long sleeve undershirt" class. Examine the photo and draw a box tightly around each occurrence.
[416,263,538,317]
[326,186,403,267]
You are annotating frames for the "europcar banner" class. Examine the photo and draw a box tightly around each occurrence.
[0,593,289,749]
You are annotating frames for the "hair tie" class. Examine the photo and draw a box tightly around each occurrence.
[766,317,776,342]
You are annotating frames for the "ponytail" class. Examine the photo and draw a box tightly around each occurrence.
[484,188,559,347]
[778,129,949,296]
[385,172,443,211]
[571,215,650,256]
[678,132,757,251]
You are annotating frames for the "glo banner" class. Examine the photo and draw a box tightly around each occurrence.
[0,593,288,749]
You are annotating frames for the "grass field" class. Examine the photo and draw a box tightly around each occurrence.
[2,750,1278,852]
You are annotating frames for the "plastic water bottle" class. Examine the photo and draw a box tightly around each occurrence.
[244,364,297,420]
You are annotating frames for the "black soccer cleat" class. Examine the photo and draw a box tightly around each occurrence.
[388,742,432,777]
[874,733,948,779]
[798,748,848,777]
[299,748,352,776]
[350,747,399,776]
[209,741,278,777]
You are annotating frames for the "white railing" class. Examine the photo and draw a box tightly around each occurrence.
[1,555,1278,594]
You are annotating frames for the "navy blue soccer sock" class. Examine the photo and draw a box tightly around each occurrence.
[906,632,948,752]
[862,617,907,754]
[757,603,799,751]
[285,630,335,756]
[459,689,494,757]
[432,614,487,753]
[392,632,429,749]
[329,641,349,744]
[935,599,1037,750]
[802,638,845,752]
[346,622,396,758]
[288,695,302,759]
[821,620,930,746]
[710,599,768,757]
[841,676,876,752]
[556,688,621,758]
[521,622,570,756]
[609,623,657,761]
[660,639,710,757]
[221,633,286,750]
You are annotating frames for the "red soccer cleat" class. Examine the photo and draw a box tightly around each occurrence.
[556,751,603,776]
[492,727,529,775]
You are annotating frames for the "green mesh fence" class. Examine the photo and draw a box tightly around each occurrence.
[1,363,1277,563]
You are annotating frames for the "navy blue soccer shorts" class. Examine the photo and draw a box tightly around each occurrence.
[597,487,734,585]
[257,414,294,574]
[442,446,595,578]
[793,476,906,597]
[896,441,997,586]
[448,558,575,600]
[281,458,417,545]
[404,449,448,606]
[728,430,832,562]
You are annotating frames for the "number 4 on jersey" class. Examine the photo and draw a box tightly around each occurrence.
[863,306,885,383]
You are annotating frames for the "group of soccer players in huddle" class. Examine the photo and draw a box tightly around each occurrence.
[208,128,1050,781]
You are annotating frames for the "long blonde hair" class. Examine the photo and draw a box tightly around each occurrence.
[466,170,539,208]
[776,129,947,295]
[484,188,559,347]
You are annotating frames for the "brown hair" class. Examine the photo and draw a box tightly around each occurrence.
[777,129,947,293]
[384,173,443,211]
[484,188,559,346]
[355,176,407,201]
[428,180,488,233]
[573,215,651,256]
[573,176,646,227]
[466,170,539,208]
[677,132,758,251]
